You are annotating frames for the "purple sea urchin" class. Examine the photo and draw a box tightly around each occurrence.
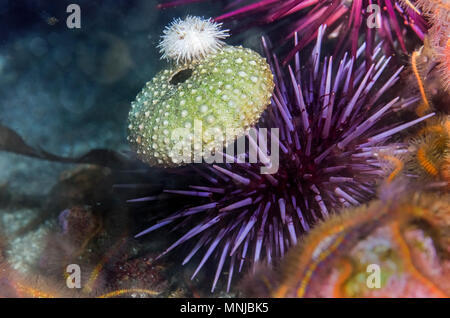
[158,0,428,63]
[134,26,433,292]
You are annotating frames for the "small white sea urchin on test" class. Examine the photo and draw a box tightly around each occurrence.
[158,16,230,64]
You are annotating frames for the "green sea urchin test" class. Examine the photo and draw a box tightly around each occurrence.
[127,17,274,167]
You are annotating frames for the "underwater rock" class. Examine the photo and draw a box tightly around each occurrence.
[242,191,450,298]
[0,208,54,274]
[0,201,167,298]
[37,205,102,277]
[104,254,167,294]
[46,165,113,213]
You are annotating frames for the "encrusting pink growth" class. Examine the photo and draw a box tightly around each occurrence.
[243,189,450,298]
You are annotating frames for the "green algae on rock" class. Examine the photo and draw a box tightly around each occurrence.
[127,45,274,167]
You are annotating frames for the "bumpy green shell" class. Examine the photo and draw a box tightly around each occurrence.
[127,45,274,167]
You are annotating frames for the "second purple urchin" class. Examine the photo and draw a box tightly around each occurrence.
[158,0,428,63]
[133,25,433,292]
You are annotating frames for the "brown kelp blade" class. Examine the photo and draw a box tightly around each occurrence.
[0,124,137,170]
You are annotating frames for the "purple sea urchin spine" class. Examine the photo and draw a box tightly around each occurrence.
[158,0,428,62]
[134,25,432,292]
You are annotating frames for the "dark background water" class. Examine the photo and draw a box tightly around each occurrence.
[0,0,228,196]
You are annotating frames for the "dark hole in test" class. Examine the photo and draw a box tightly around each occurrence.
[169,68,193,85]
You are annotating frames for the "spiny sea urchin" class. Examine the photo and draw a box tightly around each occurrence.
[128,17,274,167]
[133,25,433,292]
[158,0,428,63]
[158,16,230,64]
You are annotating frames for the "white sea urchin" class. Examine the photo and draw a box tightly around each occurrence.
[158,16,230,64]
